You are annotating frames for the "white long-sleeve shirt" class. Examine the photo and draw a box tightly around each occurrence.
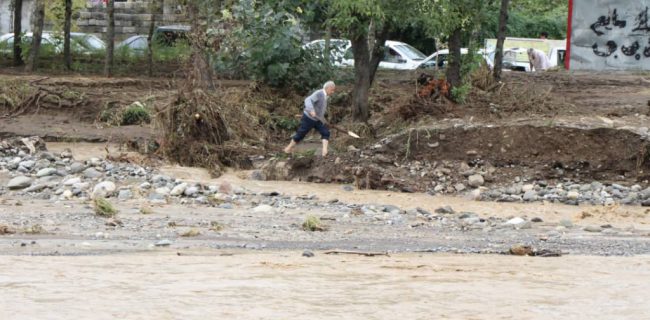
[528,49,550,71]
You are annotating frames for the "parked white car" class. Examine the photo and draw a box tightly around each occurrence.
[305,39,428,70]
[418,48,493,70]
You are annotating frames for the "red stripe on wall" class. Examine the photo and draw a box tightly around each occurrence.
[566,0,574,70]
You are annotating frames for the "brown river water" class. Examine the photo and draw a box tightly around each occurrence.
[1,251,649,320]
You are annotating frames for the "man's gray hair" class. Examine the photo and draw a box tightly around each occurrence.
[323,81,336,90]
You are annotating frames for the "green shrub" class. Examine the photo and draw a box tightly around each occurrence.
[120,102,151,125]
[93,198,118,217]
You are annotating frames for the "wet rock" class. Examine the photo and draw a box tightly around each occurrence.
[83,168,103,179]
[69,162,85,174]
[584,226,603,233]
[523,190,537,202]
[63,177,82,186]
[7,176,32,189]
[36,167,57,177]
[302,250,315,258]
[531,217,544,223]
[155,239,172,247]
[435,206,455,214]
[18,160,35,169]
[92,181,117,198]
[24,184,47,193]
[467,174,484,188]
[642,200,650,207]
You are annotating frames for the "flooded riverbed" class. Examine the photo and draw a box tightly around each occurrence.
[1,251,649,319]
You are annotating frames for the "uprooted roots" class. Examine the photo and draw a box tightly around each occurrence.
[155,87,270,176]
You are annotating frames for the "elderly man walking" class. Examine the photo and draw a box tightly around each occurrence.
[527,48,550,72]
[284,81,336,157]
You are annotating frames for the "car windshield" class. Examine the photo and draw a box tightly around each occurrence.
[78,35,105,50]
[394,44,426,60]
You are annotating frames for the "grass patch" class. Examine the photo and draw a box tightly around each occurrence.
[180,228,201,237]
[302,215,328,232]
[209,221,224,231]
[93,198,118,217]
[23,224,46,234]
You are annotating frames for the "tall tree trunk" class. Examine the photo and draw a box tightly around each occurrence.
[13,0,23,66]
[147,0,158,77]
[104,0,115,77]
[446,28,462,89]
[493,0,510,81]
[369,24,390,86]
[64,0,72,70]
[25,0,45,72]
[187,1,215,90]
[350,31,371,122]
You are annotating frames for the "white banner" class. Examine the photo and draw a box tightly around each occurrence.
[570,0,650,70]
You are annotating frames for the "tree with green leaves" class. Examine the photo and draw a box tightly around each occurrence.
[64,0,73,70]
[13,0,24,66]
[328,0,416,122]
[26,0,45,72]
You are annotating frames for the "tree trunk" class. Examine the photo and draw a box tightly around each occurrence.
[104,0,115,77]
[369,24,390,86]
[187,1,215,90]
[64,0,72,70]
[493,0,510,81]
[25,0,45,72]
[147,0,157,77]
[13,0,23,66]
[446,28,462,89]
[350,31,371,122]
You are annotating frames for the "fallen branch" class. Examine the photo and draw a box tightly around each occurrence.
[323,250,390,257]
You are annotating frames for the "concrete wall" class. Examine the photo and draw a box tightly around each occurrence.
[0,0,187,40]
[0,0,36,35]
[570,0,650,70]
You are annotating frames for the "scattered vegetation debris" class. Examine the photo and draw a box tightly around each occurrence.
[209,221,224,231]
[93,198,118,217]
[302,215,328,232]
[180,228,201,237]
[508,244,563,257]
[23,224,46,234]
[0,225,16,235]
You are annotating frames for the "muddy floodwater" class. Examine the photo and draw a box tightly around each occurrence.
[1,251,649,320]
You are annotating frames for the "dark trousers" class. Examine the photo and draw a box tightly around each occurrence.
[292,114,330,142]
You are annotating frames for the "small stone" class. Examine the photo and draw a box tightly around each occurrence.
[155,239,172,247]
[253,204,274,213]
[7,176,33,189]
[92,181,117,198]
[18,160,35,169]
[170,183,188,196]
[468,188,483,200]
[559,219,574,228]
[302,250,315,258]
[69,162,86,174]
[567,190,580,200]
[218,182,233,194]
[61,190,73,200]
[83,168,103,179]
[342,185,354,192]
[36,168,57,177]
[62,177,82,186]
[584,225,603,233]
[184,186,199,197]
[454,183,466,192]
[522,184,535,192]
[139,182,151,189]
[506,217,525,225]
[531,217,544,223]
[523,190,537,202]
[467,174,484,188]
[435,206,455,214]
